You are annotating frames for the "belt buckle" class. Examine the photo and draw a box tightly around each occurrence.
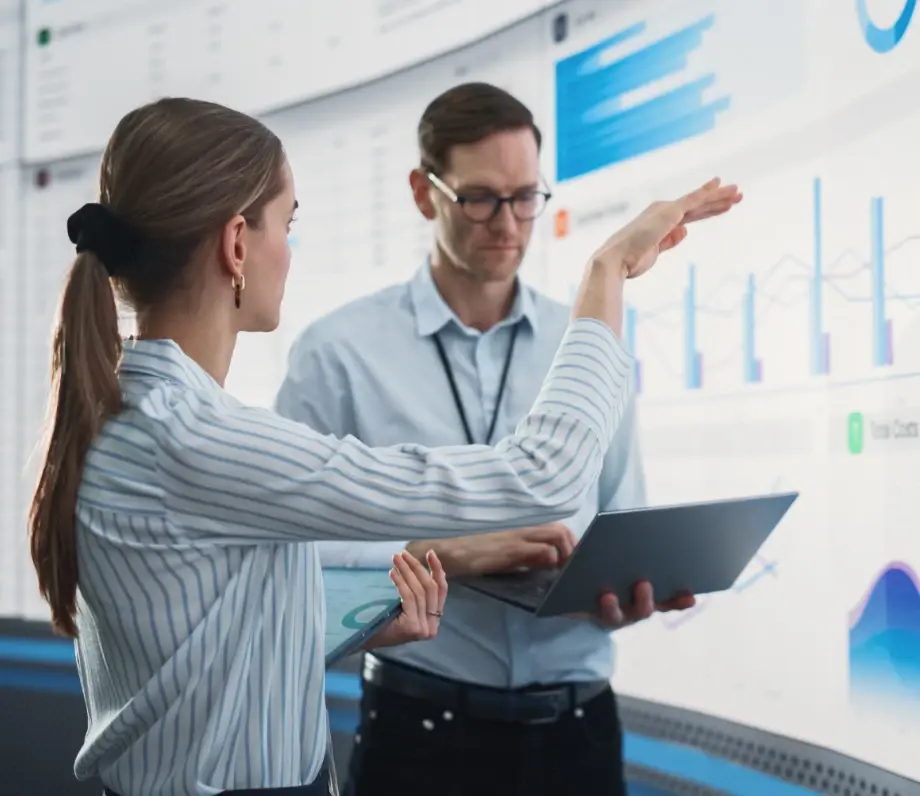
[521,692,565,725]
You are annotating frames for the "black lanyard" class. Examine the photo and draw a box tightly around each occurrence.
[432,324,520,445]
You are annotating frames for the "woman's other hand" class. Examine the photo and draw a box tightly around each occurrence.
[363,549,448,649]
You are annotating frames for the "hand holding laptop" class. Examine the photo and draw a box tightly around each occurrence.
[456,493,798,622]
[567,581,697,629]
[412,523,695,630]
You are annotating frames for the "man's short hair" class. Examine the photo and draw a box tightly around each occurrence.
[417,82,542,174]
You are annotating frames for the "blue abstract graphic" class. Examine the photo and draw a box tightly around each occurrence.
[554,15,730,181]
[848,562,920,708]
[856,0,917,53]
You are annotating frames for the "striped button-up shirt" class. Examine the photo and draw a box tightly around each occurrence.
[73,327,633,795]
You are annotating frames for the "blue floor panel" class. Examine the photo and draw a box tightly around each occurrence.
[628,784,678,796]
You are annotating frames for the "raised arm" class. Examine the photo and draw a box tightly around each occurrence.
[164,179,741,545]
[162,318,629,543]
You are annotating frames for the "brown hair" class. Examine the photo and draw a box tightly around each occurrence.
[417,82,542,173]
[28,97,287,637]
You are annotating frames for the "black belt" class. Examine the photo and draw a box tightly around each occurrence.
[362,653,609,726]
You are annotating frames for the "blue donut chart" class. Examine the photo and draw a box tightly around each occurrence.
[856,0,916,52]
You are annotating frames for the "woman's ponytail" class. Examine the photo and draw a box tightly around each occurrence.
[28,251,123,637]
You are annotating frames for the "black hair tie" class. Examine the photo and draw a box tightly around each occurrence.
[66,203,140,278]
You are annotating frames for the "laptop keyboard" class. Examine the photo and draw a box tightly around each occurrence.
[468,568,561,609]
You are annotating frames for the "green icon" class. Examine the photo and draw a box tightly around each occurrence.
[847,412,864,454]
[37,28,51,47]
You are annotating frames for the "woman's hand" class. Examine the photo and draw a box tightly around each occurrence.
[593,177,743,279]
[571,178,742,334]
[363,549,448,650]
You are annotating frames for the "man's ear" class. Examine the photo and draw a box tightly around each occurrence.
[409,169,436,220]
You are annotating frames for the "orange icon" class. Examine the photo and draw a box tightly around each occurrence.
[554,208,569,239]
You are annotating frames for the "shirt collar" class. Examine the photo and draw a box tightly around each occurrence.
[119,338,221,393]
[408,258,539,338]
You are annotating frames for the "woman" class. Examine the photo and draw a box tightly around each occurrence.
[27,97,740,796]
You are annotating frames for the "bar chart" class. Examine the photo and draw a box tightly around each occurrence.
[811,177,831,376]
[624,303,642,392]
[683,264,702,390]
[743,274,762,384]
[810,179,898,376]
[613,174,916,399]
[870,196,893,368]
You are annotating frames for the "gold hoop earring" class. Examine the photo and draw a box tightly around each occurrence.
[233,275,245,309]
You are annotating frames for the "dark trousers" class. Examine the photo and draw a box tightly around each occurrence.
[345,680,626,796]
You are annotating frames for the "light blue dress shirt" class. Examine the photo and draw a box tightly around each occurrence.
[72,322,633,795]
[274,263,647,688]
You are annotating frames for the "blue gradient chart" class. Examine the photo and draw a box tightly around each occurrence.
[554,14,730,181]
[848,562,920,712]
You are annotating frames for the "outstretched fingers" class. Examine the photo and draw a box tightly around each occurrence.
[685,188,742,222]
[676,177,721,212]
[677,178,743,223]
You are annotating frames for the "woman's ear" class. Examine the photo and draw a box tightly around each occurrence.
[218,214,248,279]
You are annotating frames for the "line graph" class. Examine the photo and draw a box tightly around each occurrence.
[606,176,920,395]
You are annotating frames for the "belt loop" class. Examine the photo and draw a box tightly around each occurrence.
[567,683,577,712]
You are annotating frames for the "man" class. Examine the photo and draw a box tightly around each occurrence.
[275,82,692,796]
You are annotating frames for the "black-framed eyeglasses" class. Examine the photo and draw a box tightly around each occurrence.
[427,171,552,223]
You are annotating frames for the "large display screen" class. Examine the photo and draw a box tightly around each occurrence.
[545,0,919,783]
[21,0,562,162]
[0,0,20,165]
[9,0,918,783]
